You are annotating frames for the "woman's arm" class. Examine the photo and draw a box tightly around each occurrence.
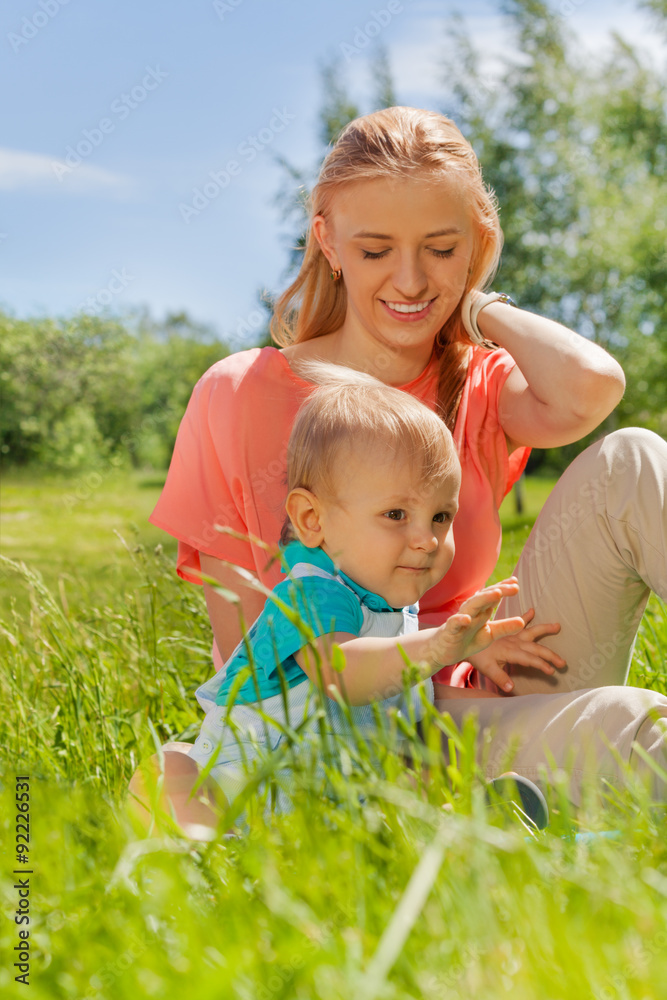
[477,301,626,451]
[200,552,266,663]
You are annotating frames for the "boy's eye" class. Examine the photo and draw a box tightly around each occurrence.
[433,511,452,523]
[384,509,406,521]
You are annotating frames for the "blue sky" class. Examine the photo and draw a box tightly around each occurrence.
[1,0,660,348]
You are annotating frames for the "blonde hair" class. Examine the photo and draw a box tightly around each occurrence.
[270,106,503,429]
[281,360,460,545]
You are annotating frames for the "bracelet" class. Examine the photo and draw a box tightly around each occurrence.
[461,291,518,346]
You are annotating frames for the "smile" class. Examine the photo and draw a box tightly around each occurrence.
[381,298,436,321]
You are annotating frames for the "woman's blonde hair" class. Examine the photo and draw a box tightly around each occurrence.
[281,360,460,545]
[270,106,503,429]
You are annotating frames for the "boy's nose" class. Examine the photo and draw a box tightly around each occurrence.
[409,524,438,552]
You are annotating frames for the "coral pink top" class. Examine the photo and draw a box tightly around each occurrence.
[149,346,530,684]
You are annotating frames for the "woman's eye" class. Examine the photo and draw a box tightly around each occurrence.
[362,248,454,260]
[384,509,406,521]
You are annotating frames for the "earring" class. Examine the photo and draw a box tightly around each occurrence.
[330,268,342,281]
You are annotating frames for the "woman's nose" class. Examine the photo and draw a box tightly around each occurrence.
[392,253,428,298]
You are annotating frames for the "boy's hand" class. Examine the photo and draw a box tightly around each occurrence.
[428,579,527,693]
[468,608,566,692]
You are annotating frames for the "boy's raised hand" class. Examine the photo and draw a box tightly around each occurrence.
[467,607,566,691]
[429,578,527,693]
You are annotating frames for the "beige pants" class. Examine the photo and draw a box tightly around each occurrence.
[440,428,667,803]
[435,686,667,804]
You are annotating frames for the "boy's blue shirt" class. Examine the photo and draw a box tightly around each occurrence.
[215,539,406,706]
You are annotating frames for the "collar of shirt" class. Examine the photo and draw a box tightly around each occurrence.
[280,540,399,613]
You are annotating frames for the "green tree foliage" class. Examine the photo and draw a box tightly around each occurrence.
[0,310,229,471]
[318,60,362,148]
[440,0,667,459]
[370,45,397,110]
[638,0,667,28]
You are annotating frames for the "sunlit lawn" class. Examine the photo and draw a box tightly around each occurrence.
[0,469,548,610]
[0,469,666,1000]
[0,467,176,614]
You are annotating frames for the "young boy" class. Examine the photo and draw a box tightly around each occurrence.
[186,363,553,820]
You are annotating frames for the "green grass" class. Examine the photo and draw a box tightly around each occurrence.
[0,467,176,616]
[0,470,547,611]
[1,471,666,1000]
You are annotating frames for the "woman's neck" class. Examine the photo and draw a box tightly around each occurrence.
[285,327,436,388]
[338,337,435,386]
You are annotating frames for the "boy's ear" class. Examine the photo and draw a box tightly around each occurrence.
[285,488,324,548]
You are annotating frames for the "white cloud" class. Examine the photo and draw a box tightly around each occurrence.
[374,3,661,108]
[389,13,508,104]
[0,147,132,195]
[568,11,665,65]
[338,11,512,112]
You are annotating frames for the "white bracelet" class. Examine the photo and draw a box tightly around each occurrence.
[461,291,517,345]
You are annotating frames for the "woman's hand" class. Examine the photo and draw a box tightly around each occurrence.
[468,608,565,693]
[470,295,626,452]
[428,578,526,692]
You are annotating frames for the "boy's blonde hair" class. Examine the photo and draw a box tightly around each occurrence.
[281,361,460,545]
[270,106,502,429]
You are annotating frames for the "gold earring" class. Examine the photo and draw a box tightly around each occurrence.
[330,268,342,281]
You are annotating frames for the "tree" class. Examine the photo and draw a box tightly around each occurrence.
[0,312,137,469]
[437,0,667,454]
[0,309,230,471]
[370,45,397,110]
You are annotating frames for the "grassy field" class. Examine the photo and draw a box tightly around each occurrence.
[1,470,666,1000]
[0,468,177,616]
[0,470,551,612]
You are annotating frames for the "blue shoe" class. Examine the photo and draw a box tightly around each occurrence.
[487,772,549,830]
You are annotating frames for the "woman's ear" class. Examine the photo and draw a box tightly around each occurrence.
[285,488,325,548]
[312,215,339,273]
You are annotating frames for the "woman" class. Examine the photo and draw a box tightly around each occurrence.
[138,107,667,829]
